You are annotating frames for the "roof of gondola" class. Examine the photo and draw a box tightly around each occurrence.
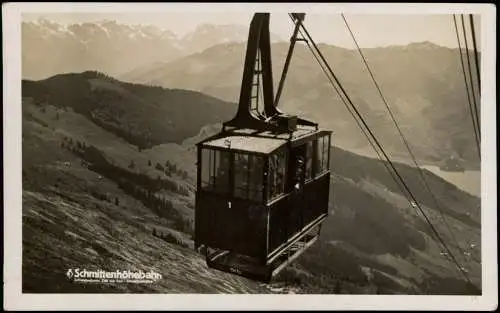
[199,125,328,154]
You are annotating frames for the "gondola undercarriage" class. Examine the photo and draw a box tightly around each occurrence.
[204,214,326,282]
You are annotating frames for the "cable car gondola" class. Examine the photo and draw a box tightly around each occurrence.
[194,13,332,282]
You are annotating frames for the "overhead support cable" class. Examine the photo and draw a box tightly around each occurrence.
[468,14,481,95]
[341,13,469,267]
[453,14,481,159]
[460,15,481,141]
[292,19,413,205]
[289,14,475,287]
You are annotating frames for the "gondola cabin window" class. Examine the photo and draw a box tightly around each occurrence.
[201,148,230,194]
[268,149,287,201]
[305,141,314,181]
[233,153,264,202]
[315,135,330,176]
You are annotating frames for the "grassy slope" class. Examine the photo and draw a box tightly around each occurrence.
[22,74,481,295]
[22,99,279,294]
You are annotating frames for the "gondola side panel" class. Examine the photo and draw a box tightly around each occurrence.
[266,172,330,256]
[196,191,268,259]
[303,173,330,226]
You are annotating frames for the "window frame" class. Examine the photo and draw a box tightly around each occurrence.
[304,140,314,182]
[267,147,288,203]
[199,146,266,203]
[233,152,264,202]
[200,148,213,191]
[314,134,331,178]
[199,147,232,196]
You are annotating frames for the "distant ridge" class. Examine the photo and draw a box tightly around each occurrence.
[22,18,284,80]
[119,41,481,170]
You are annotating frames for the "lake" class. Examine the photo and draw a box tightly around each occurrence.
[421,165,481,198]
[335,146,481,198]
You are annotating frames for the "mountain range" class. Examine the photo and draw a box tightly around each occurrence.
[22,19,481,170]
[22,72,481,294]
[120,41,481,170]
[22,18,284,80]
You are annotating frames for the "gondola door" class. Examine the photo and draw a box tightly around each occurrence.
[287,144,307,237]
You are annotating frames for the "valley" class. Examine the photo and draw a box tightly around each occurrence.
[120,41,481,171]
[22,73,481,295]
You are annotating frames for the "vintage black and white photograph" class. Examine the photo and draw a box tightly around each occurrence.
[3,2,497,311]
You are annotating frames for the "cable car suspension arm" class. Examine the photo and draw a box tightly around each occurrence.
[274,13,306,107]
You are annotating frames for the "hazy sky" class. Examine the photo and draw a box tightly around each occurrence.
[23,12,481,49]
